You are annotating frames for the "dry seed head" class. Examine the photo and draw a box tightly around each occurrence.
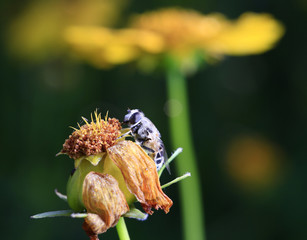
[61,111,122,159]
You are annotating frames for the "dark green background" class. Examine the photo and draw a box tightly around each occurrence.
[1,0,307,239]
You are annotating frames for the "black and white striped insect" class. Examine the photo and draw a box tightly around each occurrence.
[123,109,170,173]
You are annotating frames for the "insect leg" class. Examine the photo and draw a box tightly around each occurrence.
[130,120,142,129]
[117,129,132,140]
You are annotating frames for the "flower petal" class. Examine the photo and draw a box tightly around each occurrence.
[82,172,129,235]
[82,213,104,240]
[64,26,165,68]
[107,140,173,214]
[205,13,285,55]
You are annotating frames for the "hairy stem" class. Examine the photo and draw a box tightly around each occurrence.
[166,59,206,240]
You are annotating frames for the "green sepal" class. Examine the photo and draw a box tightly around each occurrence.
[66,155,105,212]
[123,207,148,221]
[66,169,84,212]
[31,210,74,218]
[54,189,67,201]
[31,210,88,219]
[74,153,105,168]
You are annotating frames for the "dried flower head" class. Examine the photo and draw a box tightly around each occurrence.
[31,111,190,240]
[60,112,121,159]
[60,111,173,239]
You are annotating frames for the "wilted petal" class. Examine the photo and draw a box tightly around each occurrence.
[107,140,173,214]
[83,213,105,240]
[82,172,129,235]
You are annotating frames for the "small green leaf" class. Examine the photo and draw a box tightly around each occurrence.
[161,172,191,189]
[123,208,148,221]
[158,147,183,177]
[31,210,74,219]
[31,210,88,219]
[54,189,67,201]
[71,213,88,218]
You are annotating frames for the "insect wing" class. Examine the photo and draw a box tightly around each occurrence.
[155,140,170,174]
[162,143,171,174]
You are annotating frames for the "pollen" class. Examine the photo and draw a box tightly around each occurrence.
[61,111,122,159]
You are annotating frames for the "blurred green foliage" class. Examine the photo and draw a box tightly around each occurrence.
[1,0,307,240]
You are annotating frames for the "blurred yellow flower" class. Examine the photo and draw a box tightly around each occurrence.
[63,7,284,70]
[204,12,285,55]
[64,26,165,68]
[130,9,227,58]
[6,0,126,61]
[131,8,285,59]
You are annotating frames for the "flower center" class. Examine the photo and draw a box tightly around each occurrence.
[61,112,122,159]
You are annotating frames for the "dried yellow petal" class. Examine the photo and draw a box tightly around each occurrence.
[82,172,129,235]
[107,140,173,214]
[82,213,105,240]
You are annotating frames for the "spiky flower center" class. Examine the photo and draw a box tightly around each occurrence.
[61,112,121,159]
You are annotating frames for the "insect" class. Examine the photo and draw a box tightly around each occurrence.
[122,109,170,173]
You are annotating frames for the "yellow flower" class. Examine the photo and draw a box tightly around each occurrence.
[6,0,126,61]
[204,12,285,56]
[131,8,285,58]
[130,8,228,58]
[64,7,284,70]
[64,26,165,68]
[60,111,172,238]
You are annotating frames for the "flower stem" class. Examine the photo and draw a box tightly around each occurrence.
[116,217,130,240]
[165,58,206,240]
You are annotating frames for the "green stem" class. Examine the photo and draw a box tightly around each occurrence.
[166,59,206,240]
[158,147,183,177]
[161,172,191,189]
[116,217,130,240]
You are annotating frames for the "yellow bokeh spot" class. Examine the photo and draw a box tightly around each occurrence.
[225,136,284,191]
[6,0,126,61]
[205,13,285,55]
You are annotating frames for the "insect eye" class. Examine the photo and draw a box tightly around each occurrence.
[130,112,142,124]
[123,114,130,123]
